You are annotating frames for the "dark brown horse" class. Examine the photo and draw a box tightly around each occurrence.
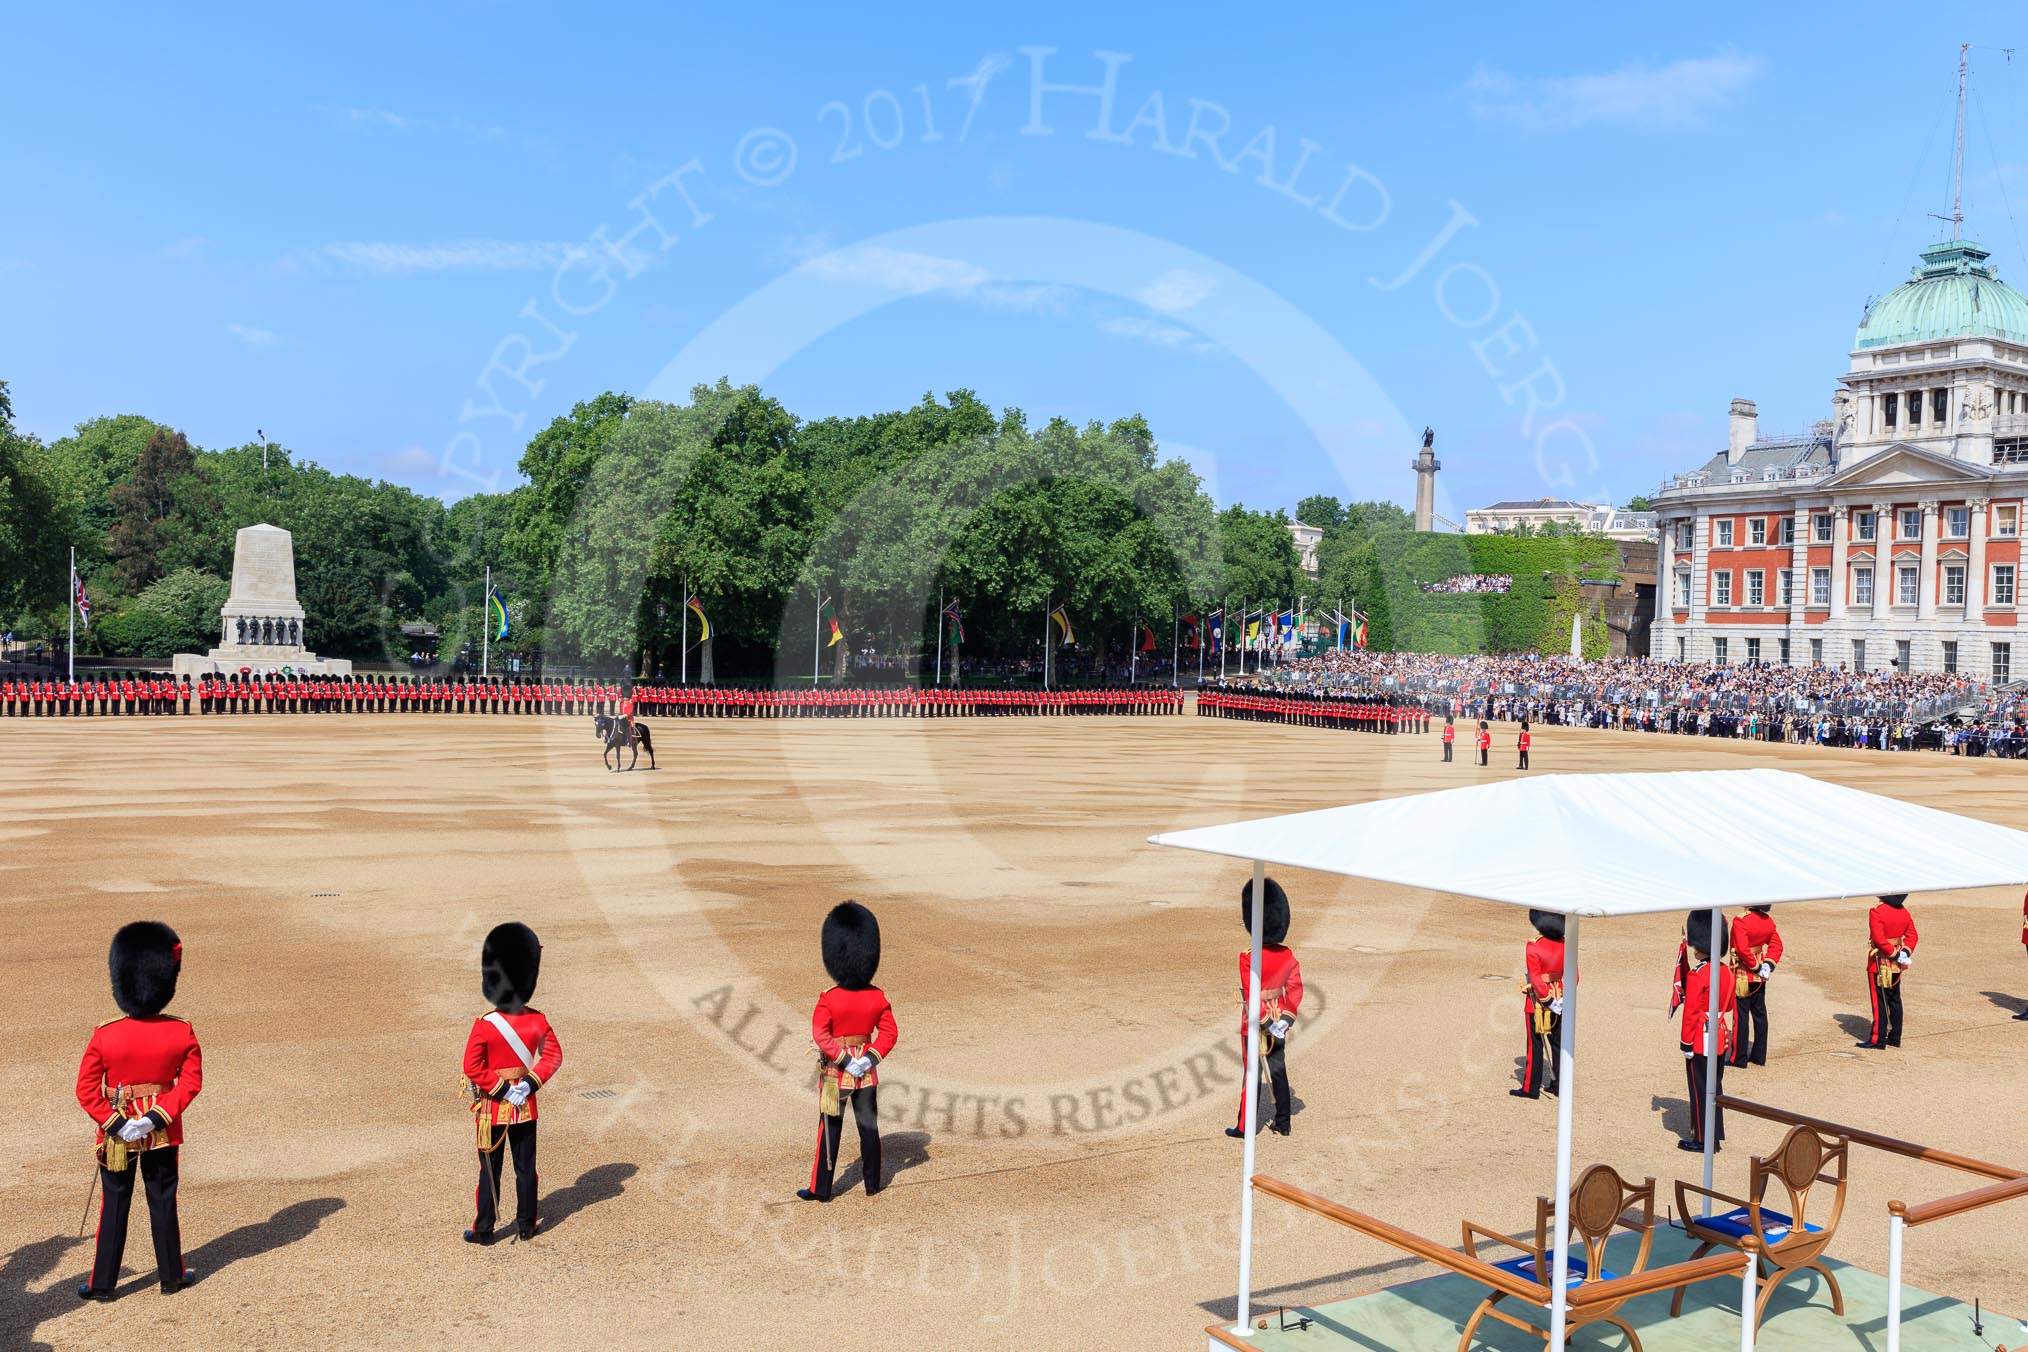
[592,714,655,770]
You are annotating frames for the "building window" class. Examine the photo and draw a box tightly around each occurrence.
[1998,504,2020,537]
[1674,570,1691,609]
[1746,637,1762,662]
[1811,568,1831,606]
[1994,642,2013,684]
[1854,639,1867,669]
[1946,506,1970,538]
[1896,565,1918,605]
[1896,639,1912,670]
[1996,563,2017,606]
[1812,514,1832,543]
[1945,563,1967,606]
[1676,636,1686,661]
[1907,392,1922,427]
[1854,567,1874,605]
[1715,519,1734,546]
[1856,511,1876,541]
[1899,508,1922,540]
[1676,521,1693,550]
[1746,569,1765,605]
[1778,637,1792,665]
[1779,515,1797,545]
[1713,637,1729,665]
[1934,388,1949,424]
[1779,569,1795,605]
[1748,517,1766,545]
[1884,392,1898,427]
[1714,571,1733,606]
[1942,640,1958,674]
[1811,638,1824,666]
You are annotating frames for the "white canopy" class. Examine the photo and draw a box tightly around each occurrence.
[1149,767,2028,916]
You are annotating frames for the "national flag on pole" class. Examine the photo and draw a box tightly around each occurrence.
[1049,606,1075,646]
[1206,608,1223,652]
[1139,622,1157,653]
[1354,610,1369,648]
[687,595,711,642]
[1182,613,1200,649]
[488,588,509,641]
[72,570,91,631]
[821,599,844,647]
[941,599,964,643]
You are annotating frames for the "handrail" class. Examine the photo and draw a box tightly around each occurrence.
[1250,1176,1543,1302]
[1566,1243,1758,1309]
[1717,1095,2023,1183]
[1250,1175,1753,1312]
[1893,1175,2028,1228]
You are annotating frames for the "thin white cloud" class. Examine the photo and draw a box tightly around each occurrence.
[0,256,28,273]
[227,322,280,346]
[1138,268,1215,314]
[1100,315,1218,355]
[320,240,577,273]
[1466,53,1761,129]
[323,105,409,130]
[161,237,209,262]
[800,245,1070,312]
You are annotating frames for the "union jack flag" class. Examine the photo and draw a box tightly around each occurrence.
[73,570,90,631]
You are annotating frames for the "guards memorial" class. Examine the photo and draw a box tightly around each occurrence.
[171,523,353,678]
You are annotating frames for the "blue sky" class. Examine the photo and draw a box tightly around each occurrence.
[6,5,2028,523]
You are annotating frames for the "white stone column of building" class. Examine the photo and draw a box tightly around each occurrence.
[1689,508,1709,658]
[1966,497,1989,623]
[1789,505,1809,640]
[1872,502,1894,623]
[1917,500,1939,620]
[1655,518,1676,656]
[1830,506,1849,621]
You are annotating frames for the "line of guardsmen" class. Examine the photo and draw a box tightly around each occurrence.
[1197,684,1436,732]
[1504,890,2028,1153]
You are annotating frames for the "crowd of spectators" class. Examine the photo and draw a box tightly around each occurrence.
[1416,574,1513,594]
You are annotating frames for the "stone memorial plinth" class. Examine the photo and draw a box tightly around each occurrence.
[172,523,353,678]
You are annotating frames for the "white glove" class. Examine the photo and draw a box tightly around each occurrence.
[504,1081,532,1107]
[845,1055,874,1078]
[119,1117,155,1143]
[1758,961,1774,979]
[1269,1018,1291,1040]
[1896,951,1912,968]
[1550,997,1564,1017]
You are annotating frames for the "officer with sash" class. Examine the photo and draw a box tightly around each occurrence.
[799,902,898,1202]
[1728,904,1783,1067]
[462,923,563,1243]
[75,921,202,1299]
[1514,909,1563,1098]
[1228,878,1303,1137]
[1859,893,1918,1049]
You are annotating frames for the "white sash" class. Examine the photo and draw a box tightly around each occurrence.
[484,1011,540,1071]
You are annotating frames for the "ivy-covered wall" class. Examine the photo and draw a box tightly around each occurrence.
[1356,534,1620,655]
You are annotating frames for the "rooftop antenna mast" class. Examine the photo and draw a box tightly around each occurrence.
[1933,43,1969,238]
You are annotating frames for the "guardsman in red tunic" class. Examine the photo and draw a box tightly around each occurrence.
[1441,716,1455,762]
[2017,890,2028,1022]
[462,923,563,1243]
[1476,720,1491,766]
[799,902,898,1202]
[1728,905,1783,1067]
[75,921,201,1299]
[1516,719,1532,770]
[1228,877,1303,1138]
[1678,908,1736,1152]
[1514,909,1564,1099]
[1859,893,1919,1049]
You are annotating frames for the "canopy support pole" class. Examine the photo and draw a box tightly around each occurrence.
[1548,913,1579,1345]
[1231,861,1266,1337]
[1886,1212,1904,1352]
[1740,1249,1758,1352]
[1704,908,1723,1210]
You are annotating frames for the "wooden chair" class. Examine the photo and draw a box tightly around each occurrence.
[1459,1163,1657,1351]
[1671,1125,1849,1333]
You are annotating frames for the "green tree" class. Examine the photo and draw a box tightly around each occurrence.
[107,428,196,590]
[1294,494,1346,529]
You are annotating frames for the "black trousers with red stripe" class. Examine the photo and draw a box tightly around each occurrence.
[474,1122,539,1235]
[1684,1053,1726,1147]
[1521,1012,1559,1096]
[89,1146,183,1293]
[1867,974,1905,1048]
[810,1087,882,1200]
[1731,982,1769,1066]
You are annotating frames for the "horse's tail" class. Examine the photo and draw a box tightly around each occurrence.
[636,724,654,754]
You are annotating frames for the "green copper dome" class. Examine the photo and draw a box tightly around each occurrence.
[1856,240,2028,349]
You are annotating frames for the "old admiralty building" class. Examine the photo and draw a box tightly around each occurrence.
[1651,239,2028,682]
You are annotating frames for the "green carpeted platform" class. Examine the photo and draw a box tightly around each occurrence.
[1209,1225,2009,1351]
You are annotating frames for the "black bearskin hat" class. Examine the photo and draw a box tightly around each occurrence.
[1528,909,1564,941]
[1686,908,1729,957]
[1239,877,1291,947]
[110,921,181,1018]
[822,901,881,990]
[482,922,542,1012]
[1878,893,1907,908]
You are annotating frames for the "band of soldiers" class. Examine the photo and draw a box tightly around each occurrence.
[1197,686,1435,732]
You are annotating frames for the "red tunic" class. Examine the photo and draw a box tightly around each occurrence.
[812,986,898,1092]
[1679,958,1738,1055]
[1867,903,1919,976]
[462,1008,563,1125]
[1524,935,1564,1012]
[1731,910,1783,989]
[76,1014,203,1147]
[1238,944,1304,1032]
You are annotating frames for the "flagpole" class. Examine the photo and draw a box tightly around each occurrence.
[1171,610,1179,690]
[68,545,75,684]
[482,565,491,677]
[1130,618,1137,685]
[935,588,944,687]
[813,593,823,686]
[680,574,689,686]
[1043,601,1050,692]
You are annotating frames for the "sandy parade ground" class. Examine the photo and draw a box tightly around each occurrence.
[2,710,2024,1351]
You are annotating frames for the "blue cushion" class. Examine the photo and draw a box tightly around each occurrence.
[1699,1206,1822,1242]
[1491,1254,1617,1288]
